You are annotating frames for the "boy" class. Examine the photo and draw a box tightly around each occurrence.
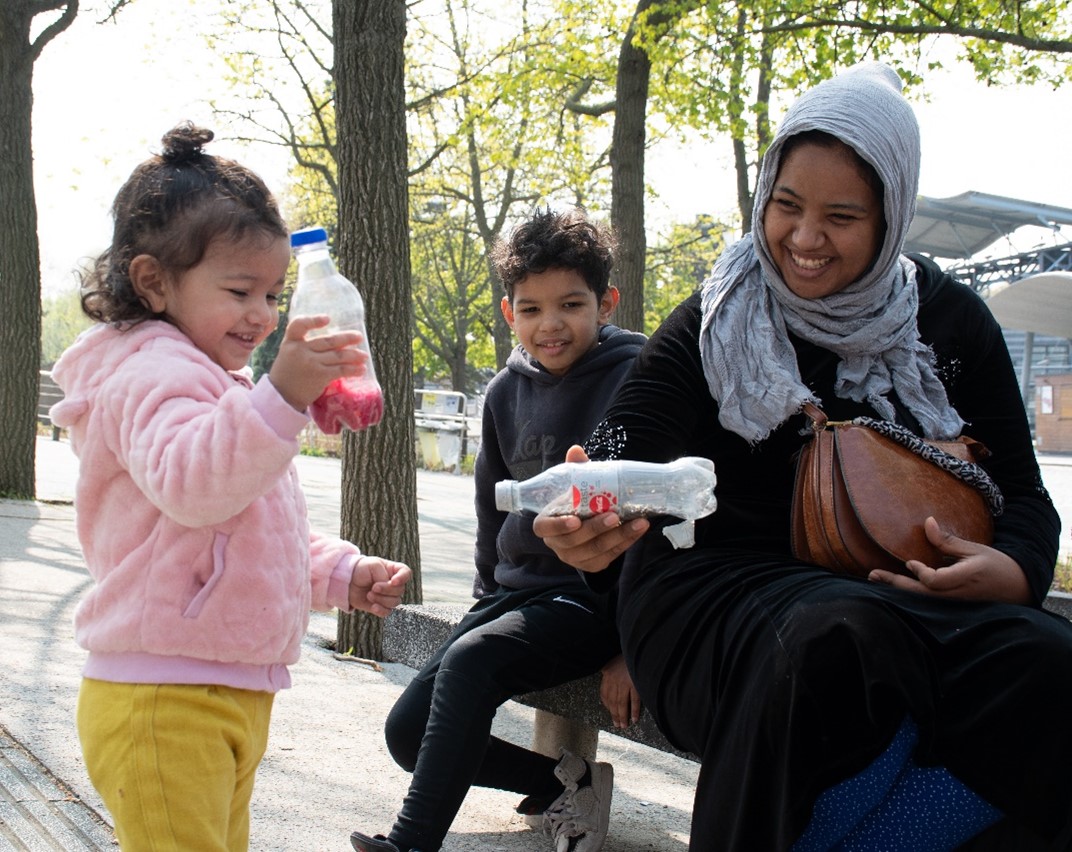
[351,208,646,852]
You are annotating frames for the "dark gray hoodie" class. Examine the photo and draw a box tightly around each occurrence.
[472,324,646,596]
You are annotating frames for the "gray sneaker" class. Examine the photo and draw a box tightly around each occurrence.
[542,749,613,852]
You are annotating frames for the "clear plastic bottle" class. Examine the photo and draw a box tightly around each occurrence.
[495,457,717,548]
[289,227,384,434]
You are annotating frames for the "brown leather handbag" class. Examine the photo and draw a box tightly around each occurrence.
[790,402,997,577]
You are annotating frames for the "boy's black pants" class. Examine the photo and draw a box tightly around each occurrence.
[383,584,620,852]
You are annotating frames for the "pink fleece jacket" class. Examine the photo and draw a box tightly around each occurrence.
[50,320,360,692]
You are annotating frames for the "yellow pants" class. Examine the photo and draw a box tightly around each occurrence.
[77,678,274,851]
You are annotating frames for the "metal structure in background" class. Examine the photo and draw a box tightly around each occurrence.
[904,192,1072,434]
[986,272,1072,339]
[414,389,477,474]
[906,192,1072,261]
[950,245,1072,416]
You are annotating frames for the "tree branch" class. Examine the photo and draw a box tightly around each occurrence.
[29,0,79,62]
[757,17,1072,53]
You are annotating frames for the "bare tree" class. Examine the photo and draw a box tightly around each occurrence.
[332,0,421,659]
[0,1,79,498]
[408,0,616,369]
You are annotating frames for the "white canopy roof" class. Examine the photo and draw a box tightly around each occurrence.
[984,272,1072,338]
[904,192,1072,259]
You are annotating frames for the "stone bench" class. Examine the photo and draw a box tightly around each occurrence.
[381,603,697,763]
[384,591,1072,764]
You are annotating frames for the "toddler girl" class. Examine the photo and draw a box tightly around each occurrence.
[49,122,411,851]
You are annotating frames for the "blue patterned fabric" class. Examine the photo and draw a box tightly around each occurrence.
[793,717,1002,852]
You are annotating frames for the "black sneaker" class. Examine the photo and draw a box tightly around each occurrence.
[350,831,401,852]
[516,791,561,828]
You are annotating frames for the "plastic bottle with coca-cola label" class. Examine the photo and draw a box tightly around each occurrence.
[495,457,717,548]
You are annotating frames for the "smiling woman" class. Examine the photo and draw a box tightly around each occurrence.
[533,62,1072,852]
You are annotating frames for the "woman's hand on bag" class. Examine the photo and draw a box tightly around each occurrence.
[867,516,1032,604]
[532,445,650,574]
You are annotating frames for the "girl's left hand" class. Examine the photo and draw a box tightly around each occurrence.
[348,556,412,616]
[868,516,1032,604]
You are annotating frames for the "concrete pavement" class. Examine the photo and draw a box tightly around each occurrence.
[1,438,699,850]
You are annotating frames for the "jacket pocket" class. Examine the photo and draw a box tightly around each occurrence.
[183,532,229,618]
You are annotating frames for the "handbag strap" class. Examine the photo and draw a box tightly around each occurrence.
[801,401,828,432]
[798,402,1004,517]
[856,416,1004,515]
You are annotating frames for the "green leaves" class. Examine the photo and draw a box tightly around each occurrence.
[207,0,1071,384]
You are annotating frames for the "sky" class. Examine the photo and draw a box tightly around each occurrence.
[32,2,1072,298]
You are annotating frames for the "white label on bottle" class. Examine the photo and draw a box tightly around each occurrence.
[569,467,620,516]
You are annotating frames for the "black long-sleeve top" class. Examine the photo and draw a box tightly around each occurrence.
[587,255,1060,605]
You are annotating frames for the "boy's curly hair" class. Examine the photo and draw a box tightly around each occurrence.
[490,207,617,302]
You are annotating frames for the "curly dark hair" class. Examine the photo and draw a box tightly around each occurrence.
[490,207,617,302]
[80,122,288,326]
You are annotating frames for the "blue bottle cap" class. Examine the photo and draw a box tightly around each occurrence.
[290,227,328,248]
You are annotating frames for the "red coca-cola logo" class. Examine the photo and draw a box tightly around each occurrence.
[587,492,617,514]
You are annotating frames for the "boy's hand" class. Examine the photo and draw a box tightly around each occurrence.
[600,654,642,729]
[348,556,412,617]
[269,315,367,411]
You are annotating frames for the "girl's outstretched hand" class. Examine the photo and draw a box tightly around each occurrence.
[348,556,412,617]
[868,515,1032,604]
[269,315,367,411]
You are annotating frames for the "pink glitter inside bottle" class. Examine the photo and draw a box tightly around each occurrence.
[289,227,384,434]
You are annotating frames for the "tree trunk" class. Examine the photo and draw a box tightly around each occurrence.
[451,335,468,397]
[1,6,43,501]
[609,4,652,334]
[609,0,691,333]
[0,2,78,499]
[333,0,422,660]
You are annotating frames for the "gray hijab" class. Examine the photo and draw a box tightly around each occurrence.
[698,62,964,444]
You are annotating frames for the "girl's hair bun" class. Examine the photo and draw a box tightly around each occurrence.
[160,122,214,164]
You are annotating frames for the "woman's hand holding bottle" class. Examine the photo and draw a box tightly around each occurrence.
[531,445,650,574]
